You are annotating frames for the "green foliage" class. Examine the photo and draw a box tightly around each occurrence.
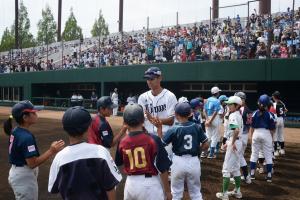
[37,4,57,45]
[91,10,109,37]
[0,28,15,52]
[62,8,83,41]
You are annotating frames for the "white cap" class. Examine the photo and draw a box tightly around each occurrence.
[211,86,221,94]
[178,96,189,103]
[225,96,242,105]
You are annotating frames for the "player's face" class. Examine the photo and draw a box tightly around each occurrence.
[101,107,113,117]
[146,76,161,90]
[228,104,237,112]
[23,112,38,125]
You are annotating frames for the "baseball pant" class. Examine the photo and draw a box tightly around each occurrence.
[8,165,39,200]
[124,175,164,200]
[239,133,248,167]
[250,128,273,165]
[206,116,219,148]
[171,155,203,200]
[273,117,284,142]
[222,139,242,178]
[113,100,118,116]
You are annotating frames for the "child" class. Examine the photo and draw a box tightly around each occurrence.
[88,96,127,148]
[158,102,209,200]
[216,96,243,200]
[115,103,172,200]
[249,94,276,183]
[48,106,122,199]
[3,100,65,200]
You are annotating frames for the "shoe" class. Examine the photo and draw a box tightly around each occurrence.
[245,175,252,184]
[241,176,245,181]
[266,176,272,183]
[280,149,285,155]
[200,152,207,158]
[216,192,229,200]
[228,189,243,199]
[230,177,235,184]
[274,150,279,157]
[250,174,255,180]
[259,167,264,174]
[207,154,216,159]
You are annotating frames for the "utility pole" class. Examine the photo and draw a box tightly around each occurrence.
[57,0,62,42]
[15,0,19,49]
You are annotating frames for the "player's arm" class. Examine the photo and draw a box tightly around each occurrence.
[111,125,127,147]
[206,111,217,126]
[231,127,239,151]
[106,188,116,200]
[26,140,65,169]
[159,116,174,126]
[160,171,172,200]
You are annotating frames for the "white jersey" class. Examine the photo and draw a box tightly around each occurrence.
[111,92,118,103]
[227,111,243,139]
[138,88,177,135]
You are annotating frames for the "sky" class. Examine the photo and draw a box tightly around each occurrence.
[0,0,299,39]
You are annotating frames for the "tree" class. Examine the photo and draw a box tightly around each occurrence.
[62,8,83,41]
[91,10,109,37]
[17,0,35,48]
[37,4,57,45]
[0,28,15,52]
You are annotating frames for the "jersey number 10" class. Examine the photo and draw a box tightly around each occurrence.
[125,147,147,170]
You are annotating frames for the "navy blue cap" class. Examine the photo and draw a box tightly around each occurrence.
[175,102,192,117]
[258,94,270,107]
[62,106,92,135]
[12,100,44,118]
[143,67,162,79]
[190,98,203,109]
[123,103,144,126]
[97,96,117,110]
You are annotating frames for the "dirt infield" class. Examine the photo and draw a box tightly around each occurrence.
[0,107,300,200]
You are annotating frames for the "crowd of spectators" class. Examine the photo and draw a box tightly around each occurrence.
[1,7,300,73]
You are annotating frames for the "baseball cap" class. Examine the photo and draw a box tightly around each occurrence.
[190,98,203,109]
[143,67,162,80]
[97,96,117,110]
[218,95,229,102]
[225,96,242,105]
[175,102,192,117]
[272,91,280,98]
[12,100,44,118]
[234,92,246,100]
[211,86,221,94]
[62,106,92,135]
[258,94,270,107]
[123,103,144,127]
[178,96,189,103]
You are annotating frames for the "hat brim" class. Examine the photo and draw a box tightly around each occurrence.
[143,74,159,80]
[23,106,44,113]
[225,100,235,104]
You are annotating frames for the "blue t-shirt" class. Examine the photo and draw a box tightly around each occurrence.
[251,110,276,130]
[8,127,40,166]
[162,121,207,156]
[204,96,221,116]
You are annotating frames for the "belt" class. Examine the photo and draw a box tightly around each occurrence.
[12,164,24,167]
[128,173,153,178]
[175,153,198,157]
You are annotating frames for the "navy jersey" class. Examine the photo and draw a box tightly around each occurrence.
[49,142,122,200]
[115,131,171,175]
[251,110,276,130]
[274,100,287,118]
[8,127,40,166]
[88,115,113,148]
[240,106,252,132]
[162,121,208,156]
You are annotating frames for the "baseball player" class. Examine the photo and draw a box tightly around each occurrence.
[4,101,64,200]
[115,103,172,200]
[204,86,222,158]
[249,94,276,183]
[49,107,122,199]
[234,92,252,184]
[156,102,208,200]
[138,66,177,156]
[88,96,127,149]
[216,95,228,155]
[272,91,288,156]
[216,96,243,200]
[111,88,119,116]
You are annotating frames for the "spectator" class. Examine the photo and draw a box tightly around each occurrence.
[91,91,98,109]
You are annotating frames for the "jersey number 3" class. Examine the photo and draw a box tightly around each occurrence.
[184,135,193,150]
[125,147,147,170]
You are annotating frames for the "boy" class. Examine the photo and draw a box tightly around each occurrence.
[88,96,127,148]
[115,103,172,200]
[48,106,122,200]
[216,96,243,200]
[158,102,209,200]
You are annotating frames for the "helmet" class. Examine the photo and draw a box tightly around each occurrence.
[234,91,246,100]
[225,96,242,105]
[258,94,270,107]
[218,95,228,102]
[123,103,144,127]
[190,98,203,109]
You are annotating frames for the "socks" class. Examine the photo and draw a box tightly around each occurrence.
[234,176,241,192]
[216,142,220,153]
[250,161,256,175]
[279,142,285,149]
[241,165,248,178]
[274,141,278,151]
[222,177,230,193]
[209,147,215,157]
[266,164,273,177]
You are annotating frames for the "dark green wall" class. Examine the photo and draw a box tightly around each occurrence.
[0,58,299,99]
